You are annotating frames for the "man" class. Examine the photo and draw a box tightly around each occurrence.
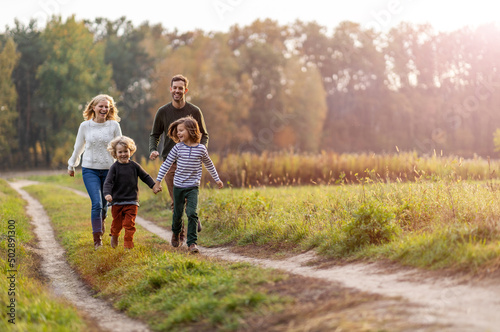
[149,74,208,234]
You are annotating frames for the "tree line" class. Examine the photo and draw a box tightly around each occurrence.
[1,16,500,170]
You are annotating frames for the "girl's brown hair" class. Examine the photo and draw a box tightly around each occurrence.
[167,116,201,143]
[83,94,121,122]
[107,136,137,159]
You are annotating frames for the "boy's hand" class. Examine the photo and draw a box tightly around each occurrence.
[216,180,223,189]
[105,194,112,202]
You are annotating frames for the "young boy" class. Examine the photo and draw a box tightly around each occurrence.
[104,136,160,249]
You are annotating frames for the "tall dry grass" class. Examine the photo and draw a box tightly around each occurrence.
[140,151,500,188]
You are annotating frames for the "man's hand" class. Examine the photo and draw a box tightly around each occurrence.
[149,151,159,160]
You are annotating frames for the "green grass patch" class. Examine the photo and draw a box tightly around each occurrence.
[372,224,500,272]
[148,178,500,273]
[0,179,90,331]
[25,184,288,331]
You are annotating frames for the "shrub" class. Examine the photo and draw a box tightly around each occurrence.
[341,202,399,253]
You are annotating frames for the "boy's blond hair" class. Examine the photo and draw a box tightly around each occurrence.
[107,136,137,159]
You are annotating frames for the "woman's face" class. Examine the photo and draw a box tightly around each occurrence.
[94,99,110,122]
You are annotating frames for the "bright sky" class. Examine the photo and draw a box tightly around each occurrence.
[2,0,499,34]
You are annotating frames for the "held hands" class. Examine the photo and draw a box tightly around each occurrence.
[153,181,162,194]
[216,180,223,189]
[105,194,113,202]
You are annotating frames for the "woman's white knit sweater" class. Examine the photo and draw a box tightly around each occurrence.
[68,119,122,171]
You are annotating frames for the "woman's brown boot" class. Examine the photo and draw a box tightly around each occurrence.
[93,232,103,250]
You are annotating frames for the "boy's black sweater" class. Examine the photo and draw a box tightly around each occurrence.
[103,160,155,203]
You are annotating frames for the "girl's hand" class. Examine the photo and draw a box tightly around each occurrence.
[216,180,223,189]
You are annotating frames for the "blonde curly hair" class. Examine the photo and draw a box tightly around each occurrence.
[107,136,137,159]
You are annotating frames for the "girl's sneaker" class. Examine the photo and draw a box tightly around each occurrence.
[188,244,199,254]
[171,233,180,247]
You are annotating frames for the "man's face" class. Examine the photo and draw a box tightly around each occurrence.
[170,81,187,102]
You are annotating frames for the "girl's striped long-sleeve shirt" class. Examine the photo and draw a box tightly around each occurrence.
[156,142,220,188]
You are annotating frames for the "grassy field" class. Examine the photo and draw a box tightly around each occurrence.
[196,179,500,275]
[18,182,418,331]
[3,152,499,330]
[28,169,500,275]
[0,179,94,331]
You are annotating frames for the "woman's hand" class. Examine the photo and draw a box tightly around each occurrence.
[67,170,75,177]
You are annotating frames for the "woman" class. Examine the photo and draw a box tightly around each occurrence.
[68,94,122,250]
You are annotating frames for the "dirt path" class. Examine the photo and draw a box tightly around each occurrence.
[9,180,151,332]
[11,180,500,331]
[207,250,499,331]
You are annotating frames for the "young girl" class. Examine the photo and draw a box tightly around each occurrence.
[154,116,223,253]
[104,136,160,249]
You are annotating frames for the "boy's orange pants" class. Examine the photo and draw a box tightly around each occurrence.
[110,205,138,249]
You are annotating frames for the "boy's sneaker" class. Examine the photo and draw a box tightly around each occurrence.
[171,233,180,247]
[188,244,199,254]
[110,235,119,249]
